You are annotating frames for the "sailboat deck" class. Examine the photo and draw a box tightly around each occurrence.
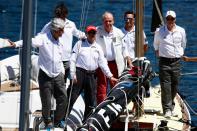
[0,80,39,92]
[115,86,190,130]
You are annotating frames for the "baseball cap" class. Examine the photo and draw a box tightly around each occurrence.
[165,10,176,18]
[51,18,65,31]
[86,25,97,32]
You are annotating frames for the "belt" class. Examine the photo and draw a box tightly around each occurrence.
[160,57,181,62]
[108,60,116,63]
[77,67,96,74]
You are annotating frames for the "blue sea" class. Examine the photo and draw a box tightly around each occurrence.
[0,0,196,127]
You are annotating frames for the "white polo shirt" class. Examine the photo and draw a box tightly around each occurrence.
[121,26,148,59]
[96,25,125,76]
[41,18,85,61]
[15,31,64,78]
[153,25,186,58]
[70,39,113,79]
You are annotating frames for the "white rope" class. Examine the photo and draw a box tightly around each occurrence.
[118,89,129,131]
[65,80,74,122]
[181,72,197,76]
[133,95,145,115]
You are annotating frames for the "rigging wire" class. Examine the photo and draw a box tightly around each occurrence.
[32,0,38,54]
[18,0,25,85]
[181,72,197,76]
[33,0,37,36]
[83,0,91,30]
[79,0,92,33]
[179,73,197,116]
[19,0,24,40]
[14,0,25,125]
[79,0,86,32]
[183,98,197,116]
[133,0,135,12]
[153,0,164,26]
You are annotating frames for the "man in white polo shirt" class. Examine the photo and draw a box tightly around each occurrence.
[121,10,150,97]
[96,12,125,104]
[14,18,68,128]
[41,2,85,84]
[153,10,186,118]
[69,25,117,121]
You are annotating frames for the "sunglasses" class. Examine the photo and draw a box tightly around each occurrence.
[124,17,134,22]
[166,17,175,21]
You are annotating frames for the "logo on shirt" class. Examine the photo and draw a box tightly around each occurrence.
[112,37,116,42]
[100,35,104,38]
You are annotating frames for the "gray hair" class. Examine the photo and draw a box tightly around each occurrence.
[50,18,65,31]
[102,11,114,21]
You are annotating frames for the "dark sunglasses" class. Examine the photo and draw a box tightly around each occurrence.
[87,31,97,35]
[124,17,134,22]
[166,17,175,21]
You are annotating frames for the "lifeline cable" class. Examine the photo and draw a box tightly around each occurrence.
[64,80,74,130]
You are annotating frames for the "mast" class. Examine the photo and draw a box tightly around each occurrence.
[19,0,33,130]
[135,0,144,57]
[134,0,144,118]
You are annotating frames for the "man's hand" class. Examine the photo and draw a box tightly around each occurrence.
[109,76,118,86]
[155,50,159,57]
[126,56,134,68]
[182,56,188,61]
[72,75,77,84]
[128,62,134,68]
[7,39,16,47]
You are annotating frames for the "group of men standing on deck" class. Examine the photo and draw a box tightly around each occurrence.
[1,1,188,129]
